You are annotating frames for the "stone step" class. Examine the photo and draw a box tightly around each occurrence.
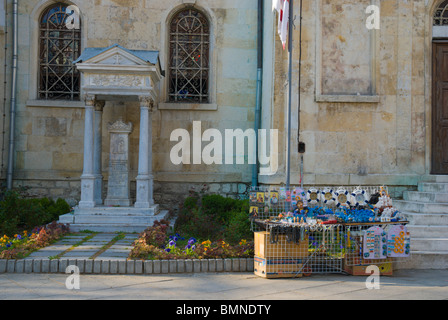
[73,214,159,225]
[73,205,159,216]
[68,223,156,233]
[407,225,448,238]
[396,252,448,270]
[59,213,74,224]
[404,191,448,203]
[402,212,448,225]
[394,200,448,214]
[418,182,448,193]
[409,238,448,253]
[421,175,448,183]
[59,210,170,233]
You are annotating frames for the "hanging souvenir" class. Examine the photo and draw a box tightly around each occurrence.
[335,187,351,208]
[321,187,336,206]
[270,190,279,205]
[279,187,286,200]
[295,187,306,201]
[387,225,411,258]
[352,187,369,207]
[285,190,291,202]
[363,226,387,260]
[249,192,257,204]
[307,188,320,205]
[249,206,259,218]
[264,191,270,204]
[257,192,265,204]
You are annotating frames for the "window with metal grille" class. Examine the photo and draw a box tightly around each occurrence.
[39,4,81,101]
[434,0,448,26]
[168,8,210,103]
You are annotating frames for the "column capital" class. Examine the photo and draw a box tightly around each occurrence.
[85,94,96,107]
[94,100,106,112]
[138,95,155,112]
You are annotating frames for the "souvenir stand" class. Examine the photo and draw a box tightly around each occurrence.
[249,186,410,279]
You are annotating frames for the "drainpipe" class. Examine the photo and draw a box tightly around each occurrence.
[6,0,18,190]
[252,0,263,187]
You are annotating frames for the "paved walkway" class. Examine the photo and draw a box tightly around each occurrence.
[0,269,447,300]
[25,233,139,261]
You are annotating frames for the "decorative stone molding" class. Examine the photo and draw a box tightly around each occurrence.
[107,119,133,133]
[90,74,144,87]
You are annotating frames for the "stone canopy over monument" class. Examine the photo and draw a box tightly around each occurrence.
[58,44,167,232]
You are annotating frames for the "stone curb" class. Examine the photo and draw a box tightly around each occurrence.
[0,258,255,275]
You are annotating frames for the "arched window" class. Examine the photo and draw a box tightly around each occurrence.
[434,0,448,26]
[168,7,210,103]
[39,3,81,100]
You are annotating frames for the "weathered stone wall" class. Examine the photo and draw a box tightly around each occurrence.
[0,0,259,205]
[260,0,437,191]
[0,0,443,205]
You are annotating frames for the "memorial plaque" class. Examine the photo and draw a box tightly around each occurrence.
[105,119,133,206]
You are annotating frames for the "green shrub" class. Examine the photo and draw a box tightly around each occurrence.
[224,208,253,244]
[0,189,71,236]
[174,194,251,244]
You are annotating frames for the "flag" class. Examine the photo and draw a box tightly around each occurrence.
[273,0,289,50]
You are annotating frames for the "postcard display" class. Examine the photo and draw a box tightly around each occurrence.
[250,186,411,279]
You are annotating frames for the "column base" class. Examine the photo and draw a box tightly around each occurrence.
[94,174,103,205]
[79,174,96,208]
[104,199,132,207]
[134,175,154,208]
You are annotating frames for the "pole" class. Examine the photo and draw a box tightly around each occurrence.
[253,0,264,187]
[298,0,303,188]
[7,0,18,190]
[286,0,293,189]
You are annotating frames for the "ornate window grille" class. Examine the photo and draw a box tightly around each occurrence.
[434,0,448,26]
[39,4,81,100]
[169,8,210,103]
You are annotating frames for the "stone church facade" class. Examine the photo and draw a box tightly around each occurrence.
[0,0,447,210]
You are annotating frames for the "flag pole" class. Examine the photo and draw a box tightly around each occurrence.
[286,0,293,189]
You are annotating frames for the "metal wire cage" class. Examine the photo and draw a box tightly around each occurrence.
[250,186,410,278]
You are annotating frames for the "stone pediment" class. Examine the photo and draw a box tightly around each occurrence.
[75,44,163,77]
[75,44,159,65]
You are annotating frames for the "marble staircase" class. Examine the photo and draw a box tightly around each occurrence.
[394,175,448,269]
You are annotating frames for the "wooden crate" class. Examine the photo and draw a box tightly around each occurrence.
[254,256,304,279]
[344,259,393,276]
[254,231,309,259]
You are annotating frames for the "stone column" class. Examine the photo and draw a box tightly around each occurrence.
[105,119,133,207]
[94,100,105,205]
[135,96,155,209]
[79,95,96,208]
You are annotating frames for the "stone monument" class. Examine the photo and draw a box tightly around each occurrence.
[58,45,165,232]
[104,119,133,206]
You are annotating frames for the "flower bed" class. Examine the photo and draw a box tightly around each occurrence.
[0,222,70,259]
[129,219,254,260]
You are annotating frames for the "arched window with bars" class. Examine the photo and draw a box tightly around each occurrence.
[434,0,448,26]
[38,3,81,101]
[168,7,210,104]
